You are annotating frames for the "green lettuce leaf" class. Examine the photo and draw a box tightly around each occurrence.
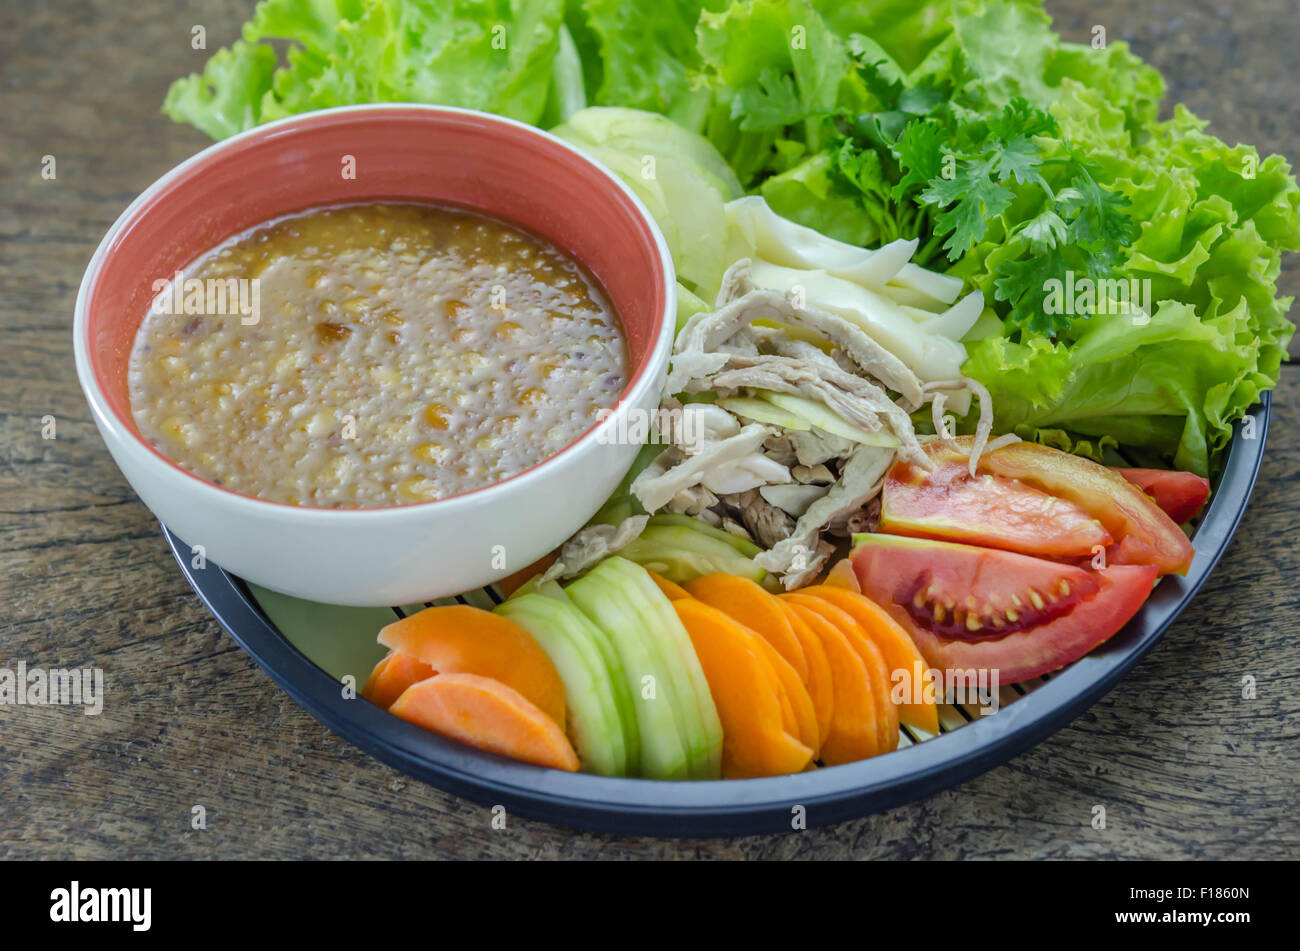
[693,0,864,186]
[164,0,566,136]
[965,296,1283,476]
[162,40,277,140]
[574,0,720,115]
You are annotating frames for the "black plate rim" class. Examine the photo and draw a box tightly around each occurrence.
[164,394,1270,837]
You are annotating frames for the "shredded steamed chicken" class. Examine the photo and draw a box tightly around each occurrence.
[561,197,1014,588]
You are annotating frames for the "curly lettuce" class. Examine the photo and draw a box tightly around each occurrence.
[164,0,567,133]
[957,54,1298,475]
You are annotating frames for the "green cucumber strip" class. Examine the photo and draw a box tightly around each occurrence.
[567,567,688,780]
[537,580,640,769]
[506,574,545,600]
[647,513,762,557]
[755,389,900,447]
[717,395,814,433]
[601,558,723,780]
[496,594,627,777]
[619,526,766,584]
[597,560,708,778]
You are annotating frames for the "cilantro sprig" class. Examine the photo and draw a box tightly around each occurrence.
[831,60,1135,338]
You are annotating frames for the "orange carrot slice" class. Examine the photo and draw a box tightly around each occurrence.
[759,650,799,740]
[378,605,566,729]
[684,574,808,681]
[673,599,813,778]
[749,630,820,756]
[783,600,878,765]
[646,569,693,602]
[361,650,436,710]
[499,552,558,597]
[798,585,939,734]
[777,601,835,745]
[786,594,899,755]
[390,673,579,771]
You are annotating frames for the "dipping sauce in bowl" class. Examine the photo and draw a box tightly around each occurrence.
[128,202,628,507]
[77,104,673,604]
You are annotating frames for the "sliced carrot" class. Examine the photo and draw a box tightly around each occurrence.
[749,629,820,756]
[378,605,566,730]
[361,650,436,710]
[673,599,813,778]
[499,552,558,597]
[776,601,835,745]
[390,673,579,771]
[783,600,878,765]
[646,569,693,602]
[684,574,808,681]
[759,649,799,740]
[786,594,899,755]
[798,585,939,734]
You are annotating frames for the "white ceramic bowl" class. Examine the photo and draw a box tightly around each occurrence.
[74,105,675,606]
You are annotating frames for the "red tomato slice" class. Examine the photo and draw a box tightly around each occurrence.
[948,437,1193,576]
[1115,468,1211,525]
[880,459,1113,558]
[851,533,1159,684]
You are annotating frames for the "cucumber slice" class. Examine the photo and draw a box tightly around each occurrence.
[618,526,766,584]
[505,574,545,601]
[652,152,729,298]
[557,107,744,199]
[600,558,723,780]
[717,395,814,432]
[496,594,628,777]
[647,513,762,558]
[567,565,689,780]
[574,144,681,260]
[754,390,901,447]
[537,580,640,770]
[597,569,709,780]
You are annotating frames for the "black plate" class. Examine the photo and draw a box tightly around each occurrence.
[164,395,1269,836]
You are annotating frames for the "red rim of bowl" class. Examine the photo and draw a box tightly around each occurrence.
[73,104,676,517]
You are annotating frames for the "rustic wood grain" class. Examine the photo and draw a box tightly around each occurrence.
[1,0,1296,859]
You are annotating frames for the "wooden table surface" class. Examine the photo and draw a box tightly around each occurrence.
[2,0,1296,859]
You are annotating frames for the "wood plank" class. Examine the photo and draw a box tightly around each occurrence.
[1,0,1296,858]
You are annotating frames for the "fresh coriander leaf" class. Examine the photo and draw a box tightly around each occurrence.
[732,66,807,132]
[891,119,947,199]
[1018,209,1068,251]
[848,53,905,108]
[897,83,947,116]
[1059,170,1134,247]
[922,156,1015,259]
[851,109,911,148]
[989,136,1045,186]
[987,97,1058,142]
[1078,244,1128,282]
[994,247,1071,337]
[833,139,890,204]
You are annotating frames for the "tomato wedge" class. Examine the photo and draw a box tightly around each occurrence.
[946,437,1193,576]
[1116,468,1211,525]
[850,533,1099,638]
[851,533,1159,684]
[881,458,1112,558]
